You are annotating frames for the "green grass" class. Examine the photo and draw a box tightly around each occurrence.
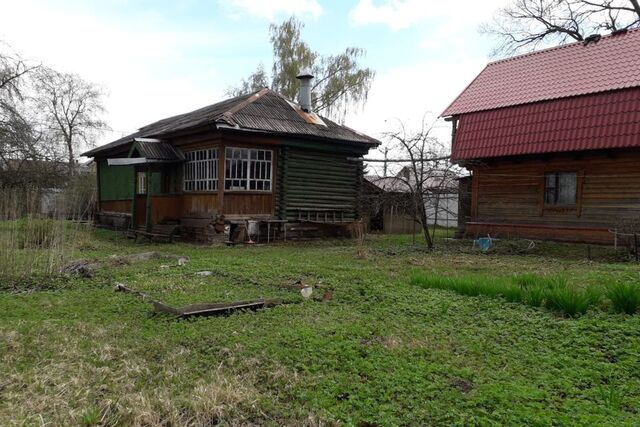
[606,280,640,314]
[409,272,633,318]
[1,228,640,425]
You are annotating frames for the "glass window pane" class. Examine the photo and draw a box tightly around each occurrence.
[558,173,577,204]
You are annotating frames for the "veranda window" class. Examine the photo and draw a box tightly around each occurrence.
[544,172,577,205]
[136,171,147,195]
[183,148,218,191]
[225,147,272,191]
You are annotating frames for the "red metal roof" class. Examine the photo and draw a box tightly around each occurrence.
[451,87,640,160]
[442,29,640,117]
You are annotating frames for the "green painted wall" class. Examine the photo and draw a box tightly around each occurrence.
[150,171,162,195]
[99,160,134,201]
[278,146,364,221]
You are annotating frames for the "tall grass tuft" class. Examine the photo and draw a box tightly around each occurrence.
[544,285,600,317]
[514,274,567,307]
[0,187,91,279]
[606,281,640,314]
[410,271,604,317]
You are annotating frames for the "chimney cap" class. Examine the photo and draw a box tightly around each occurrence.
[296,68,314,80]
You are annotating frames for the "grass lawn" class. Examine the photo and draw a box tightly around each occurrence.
[1,229,640,426]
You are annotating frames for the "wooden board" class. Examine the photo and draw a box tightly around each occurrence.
[100,200,131,214]
[222,193,273,215]
[181,193,219,217]
[150,195,182,224]
[134,195,147,227]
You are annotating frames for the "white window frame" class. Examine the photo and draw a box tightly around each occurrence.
[183,148,218,192]
[225,147,273,192]
[136,171,147,195]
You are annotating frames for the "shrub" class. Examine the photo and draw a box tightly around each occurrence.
[606,281,640,314]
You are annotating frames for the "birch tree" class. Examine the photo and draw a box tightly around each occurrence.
[228,17,375,122]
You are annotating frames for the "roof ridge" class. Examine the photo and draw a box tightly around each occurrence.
[442,26,640,116]
[216,87,271,125]
[139,91,256,131]
[487,27,640,67]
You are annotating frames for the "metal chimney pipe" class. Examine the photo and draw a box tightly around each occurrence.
[296,69,314,112]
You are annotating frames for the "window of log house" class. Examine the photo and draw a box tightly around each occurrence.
[136,171,147,195]
[225,147,272,191]
[544,172,577,205]
[183,148,218,191]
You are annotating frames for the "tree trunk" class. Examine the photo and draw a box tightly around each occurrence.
[67,138,75,176]
[420,205,433,249]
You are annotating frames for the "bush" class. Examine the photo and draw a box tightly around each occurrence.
[606,281,640,314]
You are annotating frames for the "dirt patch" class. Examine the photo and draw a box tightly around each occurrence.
[60,252,189,278]
[58,259,99,278]
[449,377,474,393]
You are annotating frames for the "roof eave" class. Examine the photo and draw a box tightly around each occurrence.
[217,125,381,147]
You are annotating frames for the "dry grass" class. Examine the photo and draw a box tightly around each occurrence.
[0,187,91,278]
[0,322,270,426]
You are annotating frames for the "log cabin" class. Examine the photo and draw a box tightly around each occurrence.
[442,29,640,244]
[83,73,380,242]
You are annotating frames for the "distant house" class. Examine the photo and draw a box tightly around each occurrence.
[364,167,459,233]
[442,29,640,244]
[82,74,380,241]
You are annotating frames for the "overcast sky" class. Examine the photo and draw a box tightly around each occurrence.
[0,0,509,157]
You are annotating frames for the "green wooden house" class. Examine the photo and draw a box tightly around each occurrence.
[83,79,380,242]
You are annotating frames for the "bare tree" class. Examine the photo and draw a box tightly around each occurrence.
[0,45,46,187]
[482,0,640,56]
[34,67,106,175]
[368,120,458,249]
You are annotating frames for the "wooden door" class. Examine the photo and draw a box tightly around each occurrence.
[134,196,147,227]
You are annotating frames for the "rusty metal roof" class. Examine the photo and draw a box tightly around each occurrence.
[442,28,640,116]
[84,89,379,157]
[451,87,640,160]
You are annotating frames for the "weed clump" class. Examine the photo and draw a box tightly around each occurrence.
[410,272,606,317]
[606,281,640,314]
[544,284,600,317]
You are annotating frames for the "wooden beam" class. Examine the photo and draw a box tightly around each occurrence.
[218,143,225,214]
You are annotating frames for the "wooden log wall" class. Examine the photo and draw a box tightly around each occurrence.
[281,147,360,221]
[468,149,640,242]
